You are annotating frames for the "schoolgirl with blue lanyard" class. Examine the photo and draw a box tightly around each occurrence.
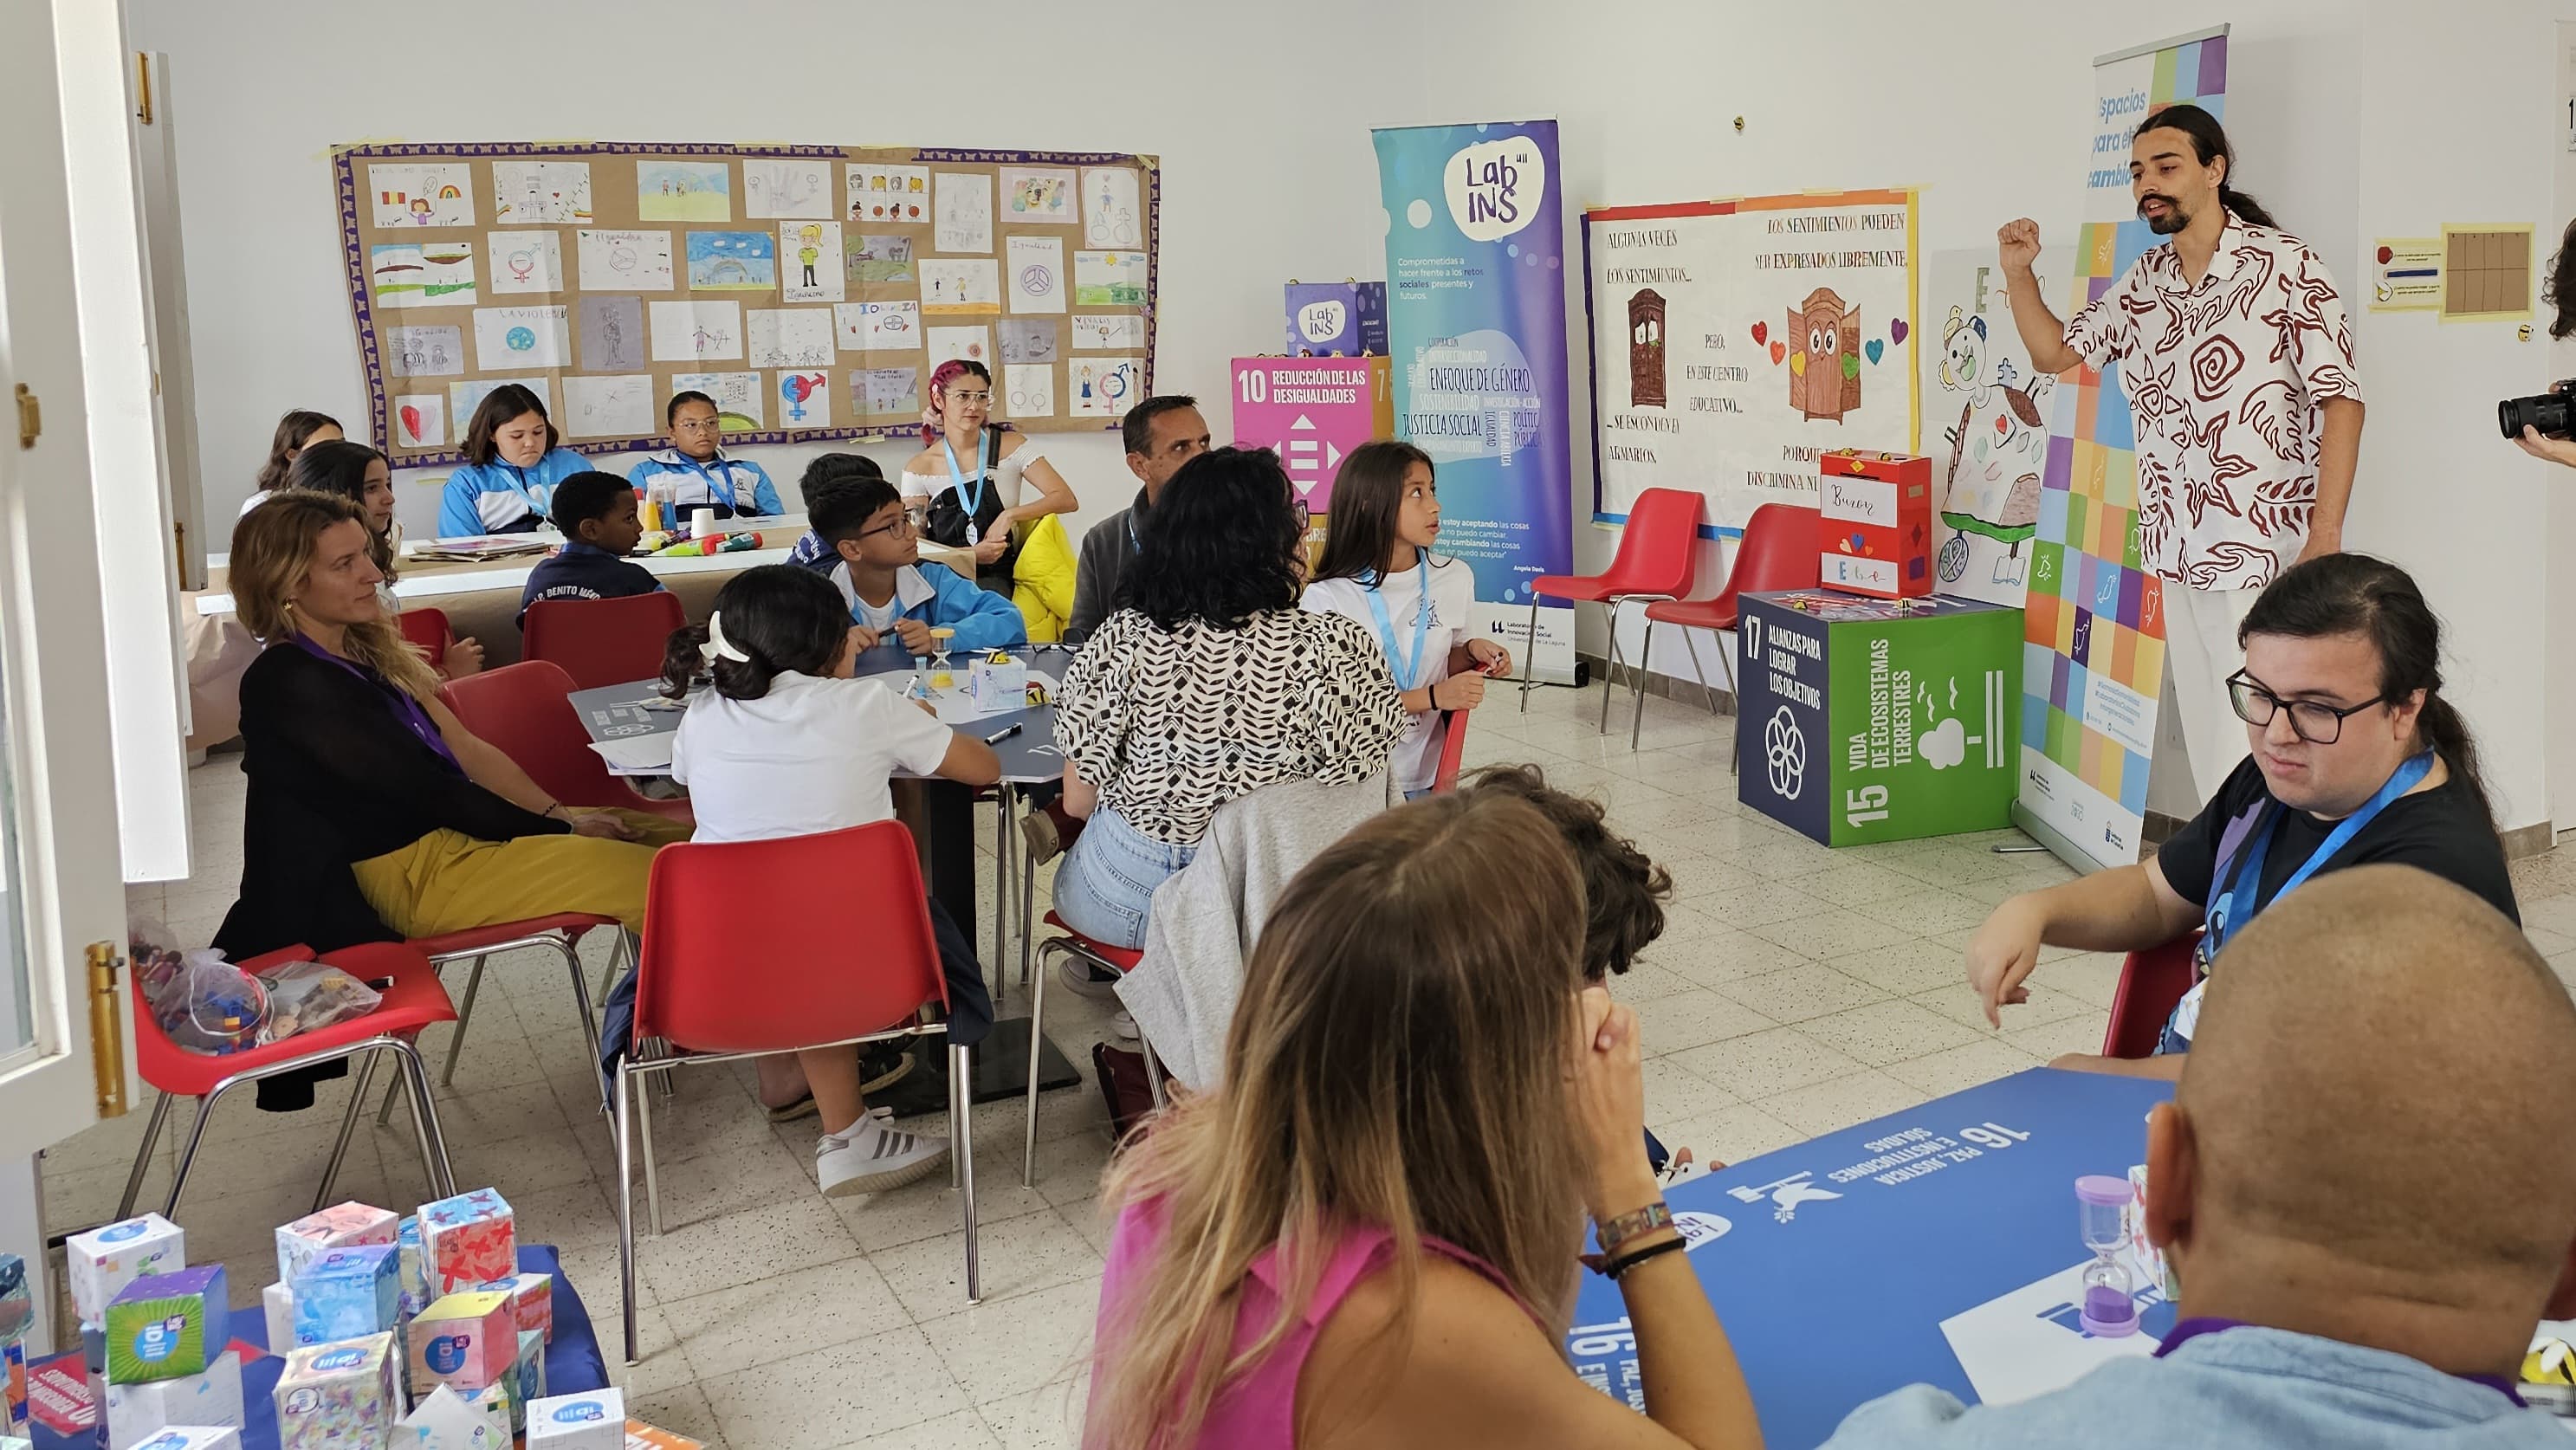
[1962,553,2520,1078]
[900,359,1079,594]
[628,390,784,519]
[1302,441,1511,798]
[437,383,590,537]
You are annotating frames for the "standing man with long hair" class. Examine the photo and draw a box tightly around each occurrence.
[1997,103,2366,814]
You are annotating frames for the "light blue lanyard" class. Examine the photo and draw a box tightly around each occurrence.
[942,437,987,543]
[680,456,737,507]
[1362,548,1435,691]
[2204,750,2434,959]
[495,461,548,515]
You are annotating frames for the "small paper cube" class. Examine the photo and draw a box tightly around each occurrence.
[513,1330,545,1421]
[104,1351,243,1450]
[405,1291,515,1398]
[104,1266,229,1383]
[260,1285,294,1356]
[273,1334,398,1450]
[273,1202,397,1288]
[416,1191,515,1295]
[476,1272,553,1345]
[396,1218,429,1317]
[525,1389,622,1450]
[398,1386,501,1450]
[123,1431,239,1450]
[66,1216,185,1327]
[292,1244,400,1345]
[457,1379,514,1440]
[622,1422,706,1450]
[968,654,1027,715]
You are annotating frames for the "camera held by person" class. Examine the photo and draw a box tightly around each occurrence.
[2509,221,2576,466]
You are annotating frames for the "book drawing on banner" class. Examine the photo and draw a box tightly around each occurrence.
[1920,249,2052,609]
[2014,25,2229,873]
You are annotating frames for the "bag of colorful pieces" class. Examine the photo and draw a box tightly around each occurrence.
[128,917,381,1056]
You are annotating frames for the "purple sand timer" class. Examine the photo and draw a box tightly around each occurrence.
[2075,1175,2139,1337]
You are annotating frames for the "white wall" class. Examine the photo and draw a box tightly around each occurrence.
[2350,0,2560,836]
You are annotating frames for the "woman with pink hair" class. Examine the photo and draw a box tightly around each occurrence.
[903,359,1078,592]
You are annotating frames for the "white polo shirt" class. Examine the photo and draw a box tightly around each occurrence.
[669,671,954,844]
[1301,553,1478,793]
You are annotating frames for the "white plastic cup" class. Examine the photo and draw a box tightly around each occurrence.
[689,507,720,541]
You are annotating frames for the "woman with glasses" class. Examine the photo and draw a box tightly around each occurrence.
[1964,553,2516,1078]
[903,359,1079,593]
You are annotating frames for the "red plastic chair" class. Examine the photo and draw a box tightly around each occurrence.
[522,592,688,691]
[1634,503,1822,764]
[2102,935,2202,1059]
[1430,709,1470,793]
[1030,911,1164,1185]
[120,941,458,1226]
[1524,488,1705,734]
[615,821,974,1363]
[398,607,451,670]
[442,661,693,827]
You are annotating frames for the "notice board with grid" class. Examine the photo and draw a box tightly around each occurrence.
[334,141,1160,468]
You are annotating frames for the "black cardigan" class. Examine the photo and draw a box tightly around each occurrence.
[212,644,568,959]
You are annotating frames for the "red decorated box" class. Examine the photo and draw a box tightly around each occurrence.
[1818,449,1933,599]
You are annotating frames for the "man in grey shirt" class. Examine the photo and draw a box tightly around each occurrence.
[1822,865,2576,1448]
[1067,395,1209,644]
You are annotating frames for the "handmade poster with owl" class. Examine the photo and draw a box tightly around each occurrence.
[1787,287,1861,422]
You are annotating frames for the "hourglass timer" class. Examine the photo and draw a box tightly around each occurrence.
[2075,1175,2140,1337]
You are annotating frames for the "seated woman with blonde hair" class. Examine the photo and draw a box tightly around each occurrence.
[212,492,689,963]
[1086,790,1760,1450]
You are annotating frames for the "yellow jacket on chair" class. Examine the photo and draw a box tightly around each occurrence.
[1012,514,1078,643]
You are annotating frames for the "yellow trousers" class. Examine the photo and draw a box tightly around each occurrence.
[350,809,694,940]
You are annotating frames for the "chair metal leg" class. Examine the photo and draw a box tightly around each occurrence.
[1518,598,1541,711]
[1720,629,1743,776]
[116,1091,174,1220]
[1598,599,1628,734]
[1017,846,1037,991]
[387,1037,457,1199]
[165,1079,242,1220]
[437,955,489,1089]
[561,937,612,1121]
[314,1047,385,1211]
[992,789,1011,994]
[615,1059,639,1366]
[1680,627,1724,715]
[1629,618,1656,751]
[1141,1033,1169,1110]
[951,1041,981,1304]
[634,1047,663,1237]
[1023,939,1052,1187]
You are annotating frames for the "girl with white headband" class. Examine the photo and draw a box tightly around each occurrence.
[657,564,1004,1197]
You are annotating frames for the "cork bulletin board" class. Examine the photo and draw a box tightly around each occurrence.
[333,141,1161,468]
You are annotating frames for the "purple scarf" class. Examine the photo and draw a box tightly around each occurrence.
[289,634,464,775]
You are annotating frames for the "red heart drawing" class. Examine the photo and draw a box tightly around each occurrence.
[1770,340,1787,365]
[1751,321,1769,346]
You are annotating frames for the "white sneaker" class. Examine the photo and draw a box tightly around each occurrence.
[816,1116,949,1197]
[1111,1010,1139,1040]
[1057,955,1124,1000]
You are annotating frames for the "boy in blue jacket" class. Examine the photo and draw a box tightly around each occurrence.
[816,476,1026,654]
[518,471,664,625]
[627,390,783,519]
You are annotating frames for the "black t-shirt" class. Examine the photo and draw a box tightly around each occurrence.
[2155,755,2520,928]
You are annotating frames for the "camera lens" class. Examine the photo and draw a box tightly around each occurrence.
[2501,390,2576,440]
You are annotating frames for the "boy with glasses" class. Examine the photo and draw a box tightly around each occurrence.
[629,390,784,519]
[1964,554,2515,1077]
[813,475,1026,655]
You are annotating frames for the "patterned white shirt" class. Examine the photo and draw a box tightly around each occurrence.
[2063,218,2362,590]
[1056,608,1408,845]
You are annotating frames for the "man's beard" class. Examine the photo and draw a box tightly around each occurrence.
[2140,193,2189,236]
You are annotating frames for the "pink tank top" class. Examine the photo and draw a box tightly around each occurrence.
[1089,1200,1530,1449]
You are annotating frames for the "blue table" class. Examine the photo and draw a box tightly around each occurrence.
[1567,1069,2176,1447]
[29,1245,605,1450]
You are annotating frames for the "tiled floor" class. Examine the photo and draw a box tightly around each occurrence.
[74,680,2576,1448]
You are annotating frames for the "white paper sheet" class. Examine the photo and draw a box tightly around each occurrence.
[780,220,845,304]
[1072,314,1145,351]
[1067,356,1141,417]
[670,370,764,428]
[371,242,476,309]
[590,734,674,776]
[492,160,592,223]
[1005,364,1056,418]
[385,325,465,378]
[637,159,731,223]
[576,229,674,292]
[935,172,994,253]
[1080,166,1142,248]
[392,394,446,449]
[1006,236,1065,314]
[471,305,571,370]
[921,258,1001,316]
[846,165,929,223]
[563,374,657,439]
[1073,250,1148,307]
[650,301,743,363]
[485,230,564,294]
[838,300,921,352]
[929,326,993,367]
[999,166,1078,223]
[777,370,832,429]
[369,163,474,228]
[743,158,834,219]
[747,307,837,368]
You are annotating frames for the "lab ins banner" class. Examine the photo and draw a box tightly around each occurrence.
[1373,120,1576,681]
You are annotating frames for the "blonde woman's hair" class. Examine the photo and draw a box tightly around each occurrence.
[230,492,440,703]
[1088,792,1592,1450]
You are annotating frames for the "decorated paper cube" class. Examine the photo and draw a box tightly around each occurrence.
[513,1330,545,1420]
[104,1351,243,1450]
[273,1202,397,1288]
[525,1389,622,1450]
[273,1334,398,1450]
[105,1266,229,1383]
[417,1191,515,1295]
[1817,448,1933,599]
[260,1285,294,1356]
[396,1218,429,1317]
[292,1244,401,1345]
[123,1431,239,1450]
[622,1423,707,1450]
[398,1387,501,1450]
[66,1215,185,1327]
[458,1379,514,1440]
[405,1291,515,1398]
[476,1272,553,1345]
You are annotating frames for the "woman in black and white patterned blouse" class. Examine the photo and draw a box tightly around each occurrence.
[1051,447,1408,948]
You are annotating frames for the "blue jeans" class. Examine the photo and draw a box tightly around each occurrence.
[1051,806,1195,949]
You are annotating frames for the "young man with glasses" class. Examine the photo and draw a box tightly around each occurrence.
[812,474,1026,655]
[1964,554,2515,1078]
[629,390,785,518]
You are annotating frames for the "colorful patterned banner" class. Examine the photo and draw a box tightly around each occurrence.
[2015,27,2228,870]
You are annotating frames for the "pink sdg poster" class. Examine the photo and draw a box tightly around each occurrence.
[1229,356,1393,515]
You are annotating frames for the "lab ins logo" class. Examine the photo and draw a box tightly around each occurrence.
[1444,138,1545,243]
